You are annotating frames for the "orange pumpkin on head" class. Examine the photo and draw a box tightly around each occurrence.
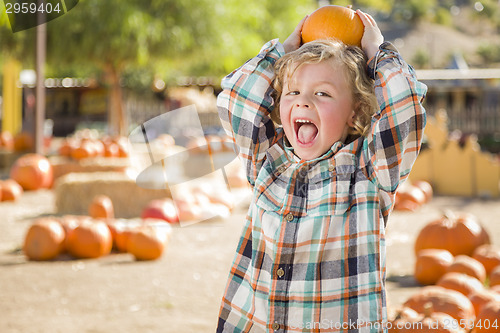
[301,5,364,46]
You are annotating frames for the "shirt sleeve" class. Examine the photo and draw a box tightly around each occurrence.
[217,39,285,187]
[361,42,428,194]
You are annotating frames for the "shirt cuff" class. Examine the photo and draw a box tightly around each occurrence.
[257,39,286,64]
[367,42,399,79]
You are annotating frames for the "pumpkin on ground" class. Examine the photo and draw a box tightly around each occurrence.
[141,198,179,224]
[301,5,364,46]
[106,219,141,253]
[472,301,500,333]
[412,180,433,203]
[126,222,169,261]
[70,140,95,160]
[0,131,14,150]
[389,307,421,333]
[114,227,134,253]
[0,179,23,201]
[436,272,484,297]
[10,153,53,191]
[88,194,114,219]
[468,289,500,317]
[23,218,65,261]
[414,212,490,256]
[414,249,454,285]
[58,215,87,252]
[394,185,426,211]
[489,266,500,287]
[447,255,487,283]
[472,244,500,275]
[398,310,466,333]
[103,142,120,157]
[65,219,112,259]
[13,132,34,152]
[403,286,475,321]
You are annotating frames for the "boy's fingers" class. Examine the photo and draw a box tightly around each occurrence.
[297,15,308,32]
[365,13,377,26]
[355,9,369,26]
[356,9,375,27]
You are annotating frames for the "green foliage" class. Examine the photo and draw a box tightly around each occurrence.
[355,0,395,13]
[412,49,431,69]
[471,0,500,28]
[477,43,500,65]
[390,0,437,22]
[2,0,500,89]
[35,0,316,83]
[433,7,452,26]
[0,0,35,64]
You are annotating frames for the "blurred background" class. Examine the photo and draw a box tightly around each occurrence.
[1,0,499,145]
[1,1,500,332]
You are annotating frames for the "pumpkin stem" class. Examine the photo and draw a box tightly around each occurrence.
[441,209,456,221]
[393,310,403,321]
[423,302,433,318]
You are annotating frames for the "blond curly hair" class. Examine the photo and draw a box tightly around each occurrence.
[272,39,378,140]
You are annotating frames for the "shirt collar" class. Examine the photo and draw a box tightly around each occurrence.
[283,136,345,165]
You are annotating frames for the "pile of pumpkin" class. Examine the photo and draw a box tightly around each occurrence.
[23,181,235,262]
[390,212,500,332]
[23,195,171,262]
[0,130,41,152]
[58,134,130,160]
[186,134,236,155]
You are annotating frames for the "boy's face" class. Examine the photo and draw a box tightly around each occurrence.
[279,59,355,160]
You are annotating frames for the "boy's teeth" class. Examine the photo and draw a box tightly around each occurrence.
[295,119,311,123]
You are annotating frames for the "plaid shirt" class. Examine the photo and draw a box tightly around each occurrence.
[216,39,427,333]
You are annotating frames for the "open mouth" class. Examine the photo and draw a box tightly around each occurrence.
[294,119,318,145]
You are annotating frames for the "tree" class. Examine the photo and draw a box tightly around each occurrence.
[0,6,36,65]
[45,0,225,135]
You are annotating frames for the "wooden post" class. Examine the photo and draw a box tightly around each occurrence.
[35,2,46,154]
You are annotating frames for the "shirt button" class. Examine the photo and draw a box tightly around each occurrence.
[328,165,335,172]
[272,322,280,330]
[278,166,286,173]
[276,267,285,278]
[285,213,294,222]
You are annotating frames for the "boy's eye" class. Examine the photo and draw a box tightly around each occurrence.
[315,91,331,97]
[287,91,299,96]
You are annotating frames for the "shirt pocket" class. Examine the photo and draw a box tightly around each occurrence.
[253,165,289,213]
[307,154,357,217]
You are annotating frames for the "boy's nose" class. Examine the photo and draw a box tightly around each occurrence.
[296,98,310,108]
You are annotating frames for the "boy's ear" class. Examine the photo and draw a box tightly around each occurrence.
[347,110,356,127]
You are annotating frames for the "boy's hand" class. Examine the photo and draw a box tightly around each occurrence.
[356,10,384,60]
[283,15,308,54]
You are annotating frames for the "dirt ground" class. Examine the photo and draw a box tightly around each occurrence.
[1,189,499,333]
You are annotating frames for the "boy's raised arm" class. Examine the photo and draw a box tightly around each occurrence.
[356,10,427,194]
[361,43,427,194]
[217,40,284,186]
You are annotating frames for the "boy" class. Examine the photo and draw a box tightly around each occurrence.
[216,9,427,333]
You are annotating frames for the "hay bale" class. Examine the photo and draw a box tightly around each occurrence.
[55,172,171,218]
[49,156,129,180]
